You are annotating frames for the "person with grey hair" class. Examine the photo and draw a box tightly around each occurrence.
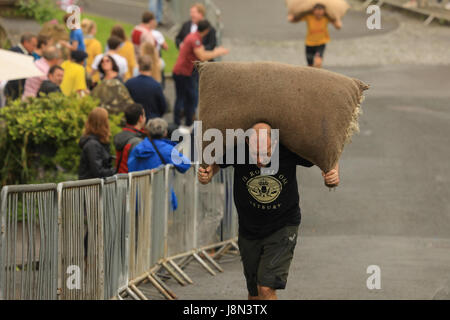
[128,118,191,211]
[4,33,38,101]
[128,118,191,173]
[23,46,62,98]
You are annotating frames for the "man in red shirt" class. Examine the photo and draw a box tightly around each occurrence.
[172,20,229,127]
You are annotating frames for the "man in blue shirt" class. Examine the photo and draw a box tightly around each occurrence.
[125,55,167,120]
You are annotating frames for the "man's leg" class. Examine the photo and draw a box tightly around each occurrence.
[157,0,164,23]
[313,44,326,68]
[237,235,262,300]
[184,75,196,127]
[305,45,315,67]
[258,286,278,300]
[257,225,299,300]
[173,74,185,126]
[149,0,156,15]
[149,0,163,23]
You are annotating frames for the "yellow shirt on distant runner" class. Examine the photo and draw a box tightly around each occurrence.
[60,60,87,96]
[302,14,330,47]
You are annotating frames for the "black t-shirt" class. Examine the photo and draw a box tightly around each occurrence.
[37,80,61,97]
[220,143,314,240]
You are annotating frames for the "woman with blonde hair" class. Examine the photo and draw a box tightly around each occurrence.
[110,25,136,81]
[78,107,116,179]
[139,41,162,83]
[82,19,102,85]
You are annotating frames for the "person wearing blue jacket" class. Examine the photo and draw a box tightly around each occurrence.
[128,118,191,210]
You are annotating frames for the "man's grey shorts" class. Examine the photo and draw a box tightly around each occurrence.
[237,225,299,297]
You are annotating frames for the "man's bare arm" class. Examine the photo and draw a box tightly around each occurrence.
[194,46,229,62]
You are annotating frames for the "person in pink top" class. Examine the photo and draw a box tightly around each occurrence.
[23,46,61,99]
[172,20,229,127]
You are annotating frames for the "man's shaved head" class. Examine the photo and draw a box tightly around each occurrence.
[248,122,276,168]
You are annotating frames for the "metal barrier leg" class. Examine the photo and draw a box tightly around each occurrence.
[192,253,216,276]
[126,287,140,300]
[146,273,175,300]
[178,255,194,269]
[213,243,233,260]
[169,259,194,284]
[230,241,239,251]
[130,284,148,300]
[162,262,187,286]
[152,273,178,300]
[200,250,224,273]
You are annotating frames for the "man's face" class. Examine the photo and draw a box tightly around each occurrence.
[248,130,274,168]
[190,7,204,24]
[138,113,147,127]
[314,8,325,18]
[23,37,38,53]
[149,19,157,29]
[49,69,64,86]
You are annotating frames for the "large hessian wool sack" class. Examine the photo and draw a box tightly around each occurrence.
[198,61,369,173]
[286,0,350,21]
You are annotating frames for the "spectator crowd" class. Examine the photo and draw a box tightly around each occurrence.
[0,3,229,182]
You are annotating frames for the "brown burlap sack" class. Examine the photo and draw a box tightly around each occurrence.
[198,61,369,173]
[286,0,350,21]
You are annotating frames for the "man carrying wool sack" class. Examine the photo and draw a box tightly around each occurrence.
[198,123,340,300]
[288,3,342,68]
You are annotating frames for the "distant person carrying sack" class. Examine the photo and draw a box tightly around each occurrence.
[296,4,341,67]
[288,3,342,68]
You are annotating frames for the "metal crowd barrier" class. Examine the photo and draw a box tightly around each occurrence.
[57,179,104,300]
[127,170,153,281]
[0,184,58,300]
[0,164,238,300]
[103,175,130,299]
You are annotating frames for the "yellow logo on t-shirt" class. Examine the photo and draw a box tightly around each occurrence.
[246,176,283,204]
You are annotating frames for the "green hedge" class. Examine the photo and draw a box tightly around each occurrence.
[0,93,122,186]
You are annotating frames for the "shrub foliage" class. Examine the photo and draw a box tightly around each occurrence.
[0,93,122,185]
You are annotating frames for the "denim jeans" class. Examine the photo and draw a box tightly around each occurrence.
[173,73,196,127]
[149,0,163,23]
